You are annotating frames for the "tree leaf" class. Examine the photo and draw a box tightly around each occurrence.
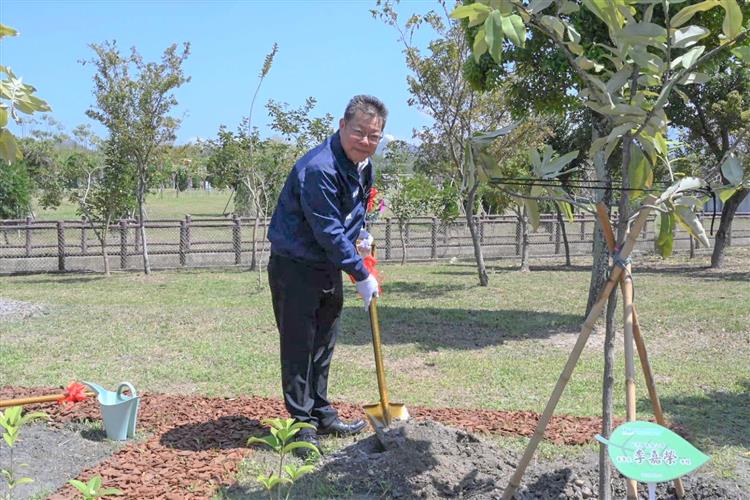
[484,11,505,64]
[627,143,652,198]
[678,72,711,84]
[618,21,667,47]
[528,0,554,14]
[654,211,675,257]
[671,0,720,28]
[501,14,526,48]
[719,0,743,40]
[450,3,492,27]
[541,15,565,39]
[720,155,744,185]
[0,24,19,39]
[731,45,750,63]
[717,186,738,202]
[671,45,706,70]
[675,205,711,247]
[671,25,710,49]
[473,27,488,63]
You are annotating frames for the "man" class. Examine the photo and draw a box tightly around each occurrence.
[267,95,385,454]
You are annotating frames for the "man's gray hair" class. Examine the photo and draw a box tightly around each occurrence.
[343,95,388,128]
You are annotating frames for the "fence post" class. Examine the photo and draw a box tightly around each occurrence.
[120,219,128,269]
[179,220,187,266]
[185,215,192,252]
[57,221,66,271]
[515,221,521,255]
[25,216,32,257]
[431,217,438,259]
[580,218,586,240]
[385,218,392,260]
[555,219,561,254]
[80,217,88,255]
[233,215,242,265]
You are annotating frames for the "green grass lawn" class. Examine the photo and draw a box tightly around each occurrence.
[33,188,234,220]
[1,248,748,474]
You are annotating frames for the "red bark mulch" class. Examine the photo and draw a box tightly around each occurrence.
[1,386,656,499]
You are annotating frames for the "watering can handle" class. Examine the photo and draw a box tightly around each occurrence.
[116,382,137,399]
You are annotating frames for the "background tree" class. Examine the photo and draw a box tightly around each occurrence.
[386,173,441,265]
[669,60,749,268]
[65,136,136,276]
[373,0,544,286]
[84,40,191,275]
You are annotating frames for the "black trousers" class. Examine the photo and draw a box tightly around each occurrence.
[268,253,342,429]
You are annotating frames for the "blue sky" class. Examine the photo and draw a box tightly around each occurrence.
[1,0,438,145]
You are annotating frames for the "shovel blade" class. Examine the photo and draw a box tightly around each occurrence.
[363,402,409,429]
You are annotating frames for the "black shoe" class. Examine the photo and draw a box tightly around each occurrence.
[317,418,367,437]
[292,431,320,459]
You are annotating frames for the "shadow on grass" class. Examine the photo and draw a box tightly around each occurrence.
[10,274,106,285]
[338,305,580,350]
[159,415,265,451]
[638,379,750,449]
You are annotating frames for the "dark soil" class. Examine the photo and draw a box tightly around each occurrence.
[1,386,747,499]
[0,423,119,499]
[225,420,748,500]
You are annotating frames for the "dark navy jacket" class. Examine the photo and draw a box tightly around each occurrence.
[268,131,373,282]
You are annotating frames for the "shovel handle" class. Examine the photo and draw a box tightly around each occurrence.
[369,297,392,425]
[0,392,96,409]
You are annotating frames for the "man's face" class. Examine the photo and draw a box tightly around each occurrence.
[339,112,384,164]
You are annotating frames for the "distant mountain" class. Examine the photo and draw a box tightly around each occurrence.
[375,134,418,155]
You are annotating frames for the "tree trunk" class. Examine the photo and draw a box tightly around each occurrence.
[399,222,407,265]
[101,237,111,277]
[250,215,259,271]
[137,175,151,275]
[520,208,530,272]
[711,188,748,268]
[464,186,488,286]
[555,205,571,266]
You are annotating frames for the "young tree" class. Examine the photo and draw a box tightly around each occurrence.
[84,40,190,275]
[65,139,136,276]
[452,2,748,498]
[0,24,51,165]
[387,173,441,264]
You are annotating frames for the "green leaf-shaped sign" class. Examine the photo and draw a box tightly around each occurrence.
[596,422,710,483]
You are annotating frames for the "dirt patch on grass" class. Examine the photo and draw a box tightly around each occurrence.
[1,386,745,499]
[227,420,747,499]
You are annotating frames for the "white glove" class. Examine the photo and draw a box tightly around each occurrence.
[355,274,379,310]
[357,228,374,255]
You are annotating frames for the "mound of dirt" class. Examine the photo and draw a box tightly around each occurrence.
[289,420,746,500]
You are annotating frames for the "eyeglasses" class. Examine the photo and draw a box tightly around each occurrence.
[347,126,382,144]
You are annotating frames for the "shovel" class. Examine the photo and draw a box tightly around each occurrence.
[363,296,409,429]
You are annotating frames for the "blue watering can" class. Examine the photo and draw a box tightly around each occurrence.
[83,382,139,441]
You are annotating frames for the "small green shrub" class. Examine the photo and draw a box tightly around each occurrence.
[247,418,319,500]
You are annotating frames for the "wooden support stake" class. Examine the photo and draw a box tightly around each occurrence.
[621,264,639,499]
[501,198,655,500]
[598,202,685,498]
